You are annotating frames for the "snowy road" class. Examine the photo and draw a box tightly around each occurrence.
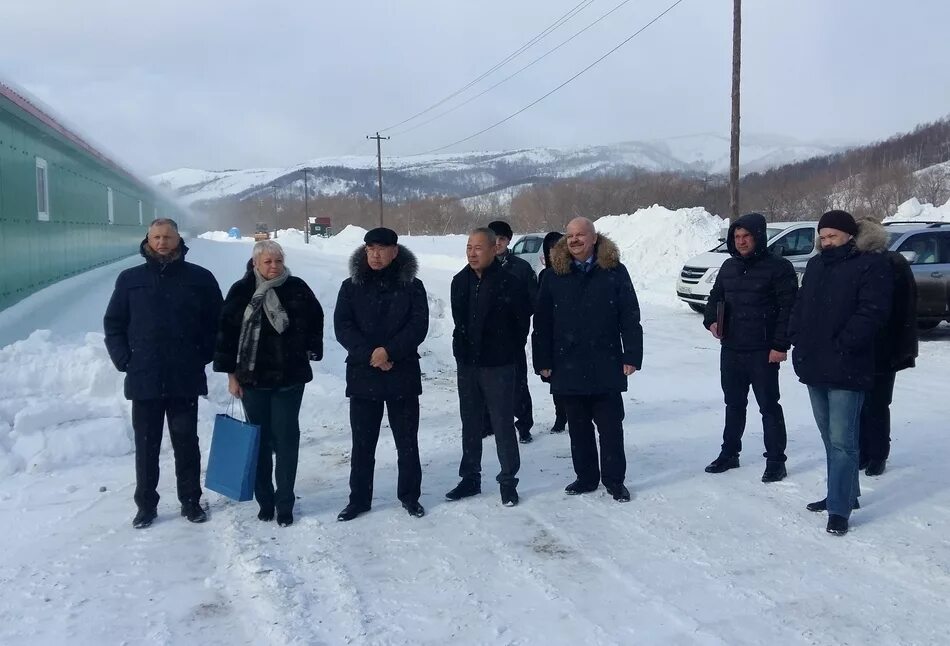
[1,229,949,646]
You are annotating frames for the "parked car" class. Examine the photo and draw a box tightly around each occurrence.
[676,221,819,313]
[882,221,950,329]
[511,234,545,274]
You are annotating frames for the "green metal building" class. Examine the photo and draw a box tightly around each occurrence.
[0,81,188,311]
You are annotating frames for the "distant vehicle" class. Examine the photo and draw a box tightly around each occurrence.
[511,234,545,274]
[882,221,950,329]
[676,221,819,313]
[253,222,270,242]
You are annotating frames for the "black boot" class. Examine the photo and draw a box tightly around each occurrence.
[519,430,533,444]
[549,423,565,434]
[132,508,156,529]
[865,459,886,476]
[337,503,370,522]
[565,479,598,495]
[705,455,740,473]
[277,511,294,527]
[181,500,208,523]
[445,478,481,501]
[859,456,870,470]
[761,461,787,483]
[606,483,631,503]
[257,507,274,522]
[806,498,860,512]
[826,514,849,536]
[500,484,519,507]
[402,501,425,518]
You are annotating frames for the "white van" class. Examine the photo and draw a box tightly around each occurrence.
[676,221,819,312]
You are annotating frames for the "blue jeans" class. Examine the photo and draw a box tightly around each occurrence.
[807,386,865,519]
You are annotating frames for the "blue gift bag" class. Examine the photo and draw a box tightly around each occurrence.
[205,405,261,502]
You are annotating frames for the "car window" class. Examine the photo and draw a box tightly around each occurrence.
[898,233,945,265]
[522,238,542,254]
[770,228,815,256]
[511,239,526,254]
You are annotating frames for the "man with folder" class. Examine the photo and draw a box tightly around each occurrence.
[703,213,799,482]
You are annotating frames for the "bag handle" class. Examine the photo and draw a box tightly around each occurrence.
[226,396,248,422]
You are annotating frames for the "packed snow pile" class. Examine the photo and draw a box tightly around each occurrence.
[595,205,724,300]
[197,230,255,242]
[0,331,133,475]
[884,197,950,223]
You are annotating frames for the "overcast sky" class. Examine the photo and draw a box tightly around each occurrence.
[2,0,948,176]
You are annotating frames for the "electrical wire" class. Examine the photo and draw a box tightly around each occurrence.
[412,0,687,156]
[380,0,596,133]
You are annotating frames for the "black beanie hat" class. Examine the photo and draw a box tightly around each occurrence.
[818,210,858,236]
[487,220,514,240]
[363,227,398,246]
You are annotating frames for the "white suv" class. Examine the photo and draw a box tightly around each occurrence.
[676,221,819,313]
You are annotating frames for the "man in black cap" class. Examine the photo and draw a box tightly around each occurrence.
[487,220,538,444]
[334,227,429,521]
[790,210,892,536]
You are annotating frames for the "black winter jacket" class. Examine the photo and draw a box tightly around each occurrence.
[874,250,918,373]
[213,264,323,388]
[104,239,222,401]
[498,250,538,308]
[532,234,643,395]
[451,259,531,367]
[334,246,429,400]
[789,220,893,392]
[703,213,799,352]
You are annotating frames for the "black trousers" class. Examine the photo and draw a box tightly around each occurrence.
[860,371,897,462]
[720,348,787,462]
[552,394,567,431]
[131,397,202,511]
[561,392,626,487]
[242,384,304,515]
[458,363,520,487]
[483,349,534,436]
[348,396,422,507]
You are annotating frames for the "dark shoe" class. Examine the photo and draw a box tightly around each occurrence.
[606,483,631,503]
[277,512,294,527]
[826,514,849,536]
[337,503,370,522]
[402,501,425,518]
[565,480,598,495]
[865,459,886,477]
[132,508,157,529]
[500,484,519,507]
[257,507,274,522]
[859,456,870,470]
[549,424,566,434]
[519,431,533,444]
[445,479,481,501]
[482,428,494,438]
[761,461,787,483]
[806,498,860,512]
[705,455,740,473]
[181,500,208,523]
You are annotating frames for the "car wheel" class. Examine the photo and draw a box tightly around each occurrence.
[688,303,706,314]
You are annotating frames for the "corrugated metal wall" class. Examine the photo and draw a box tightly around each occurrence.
[0,93,185,311]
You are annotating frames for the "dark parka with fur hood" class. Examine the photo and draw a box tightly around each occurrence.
[104,238,222,401]
[334,245,429,400]
[703,212,799,351]
[789,219,893,392]
[214,261,324,388]
[532,234,643,395]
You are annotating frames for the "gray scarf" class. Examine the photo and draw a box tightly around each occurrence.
[236,267,291,377]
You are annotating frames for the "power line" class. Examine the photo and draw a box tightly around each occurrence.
[413,0,687,157]
[390,0,637,138]
[380,0,596,133]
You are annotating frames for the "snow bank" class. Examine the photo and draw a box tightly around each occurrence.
[884,197,950,223]
[198,230,255,242]
[594,205,725,301]
[0,331,132,474]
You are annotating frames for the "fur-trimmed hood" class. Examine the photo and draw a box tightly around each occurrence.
[549,233,621,276]
[815,218,889,253]
[348,244,418,284]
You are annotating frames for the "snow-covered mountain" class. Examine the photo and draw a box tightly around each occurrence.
[152,134,844,206]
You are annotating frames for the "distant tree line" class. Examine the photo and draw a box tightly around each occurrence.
[190,117,950,235]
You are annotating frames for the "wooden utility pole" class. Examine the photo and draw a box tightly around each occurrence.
[729,0,741,222]
[271,184,279,238]
[302,169,310,244]
[367,132,390,227]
